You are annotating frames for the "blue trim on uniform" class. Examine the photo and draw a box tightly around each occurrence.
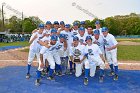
[57,64,62,72]
[49,69,54,77]
[36,70,41,79]
[114,66,118,75]
[85,69,89,78]
[27,64,31,74]
[100,69,104,76]
[109,64,114,71]
[69,61,73,71]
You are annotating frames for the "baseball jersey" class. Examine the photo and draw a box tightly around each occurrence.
[92,35,104,51]
[42,29,51,37]
[69,44,85,60]
[40,36,51,42]
[84,44,102,57]
[76,34,87,45]
[29,31,43,51]
[60,30,73,48]
[40,41,59,54]
[71,29,79,36]
[102,33,118,50]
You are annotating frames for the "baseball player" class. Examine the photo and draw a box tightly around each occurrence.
[40,28,58,76]
[69,36,86,77]
[26,24,44,79]
[93,20,103,36]
[56,34,68,75]
[53,21,59,30]
[92,29,105,58]
[35,35,61,86]
[102,27,119,80]
[57,21,65,35]
[87,26,93,36]
[71,22,79,36]
[60,24,74,74]
[84,36,105,85]
[44,21,52,36]
[76,27,87,46]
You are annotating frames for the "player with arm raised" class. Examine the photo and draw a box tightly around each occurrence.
[26,24,44,79]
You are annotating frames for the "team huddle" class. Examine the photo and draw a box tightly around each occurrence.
[25,20,119,86]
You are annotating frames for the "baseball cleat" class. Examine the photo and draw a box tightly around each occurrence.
[99,76,104,83]
[35,79,40,86]
[58,72,62,76]
[41,71,46,77]
[108,71,115,76]
[84,78,88,85]
[26,73,30,79]
[47,76,55,81]
[114,74,118,81]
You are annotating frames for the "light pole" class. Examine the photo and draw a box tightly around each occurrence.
[2,4,5,31]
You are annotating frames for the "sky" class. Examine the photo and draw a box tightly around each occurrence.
[0,0,140,23]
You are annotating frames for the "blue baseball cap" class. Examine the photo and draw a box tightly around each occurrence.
[94,29,100,35]
[38,24,44,28]
[80,21,85,25]
[86,36,92,41]
[73,22,78,26]
[102,27,108,32]
[53,21,59,25]
[95,20,100,24]
[79,27,85,31]
[46,21,52,25]
[59,34,66,39]
[51,35,58,41]
[73,36,79,41]
[60,21,65,25]
[51,28,57,33]
[65,24,70,28]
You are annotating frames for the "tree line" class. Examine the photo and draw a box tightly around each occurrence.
[0,11,140,35]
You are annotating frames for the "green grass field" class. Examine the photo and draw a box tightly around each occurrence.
[0,41,30,47]
[118,45,140,61]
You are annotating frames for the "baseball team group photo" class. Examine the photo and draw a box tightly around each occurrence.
[0,0,140,93]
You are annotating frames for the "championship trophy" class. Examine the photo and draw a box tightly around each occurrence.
[74,49,81,63]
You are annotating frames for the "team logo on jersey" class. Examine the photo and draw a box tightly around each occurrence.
[39,36,43,40]
[88,49,94,55]
[56,45,63,50]
[80,39,84,43]
[65,34,68,40]
[103,39,109,45]
[73,32,78,35]
[97,42,101,46]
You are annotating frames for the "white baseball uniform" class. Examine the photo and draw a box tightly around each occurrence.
[69,43,86,77]
[84,44,105,77]
[92,35,105,57]
[60,30,73,56]
[103,33,118,66]
[76,34,87,45]
[38,42,61,71]
[27,31,43,65]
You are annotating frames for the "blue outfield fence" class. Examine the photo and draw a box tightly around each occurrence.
[0,66,140,93]
[115,35,140,38]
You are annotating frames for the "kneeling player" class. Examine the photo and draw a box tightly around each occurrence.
[35,35,61,86]
[84,36,105,85]
[69,36,86,77]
